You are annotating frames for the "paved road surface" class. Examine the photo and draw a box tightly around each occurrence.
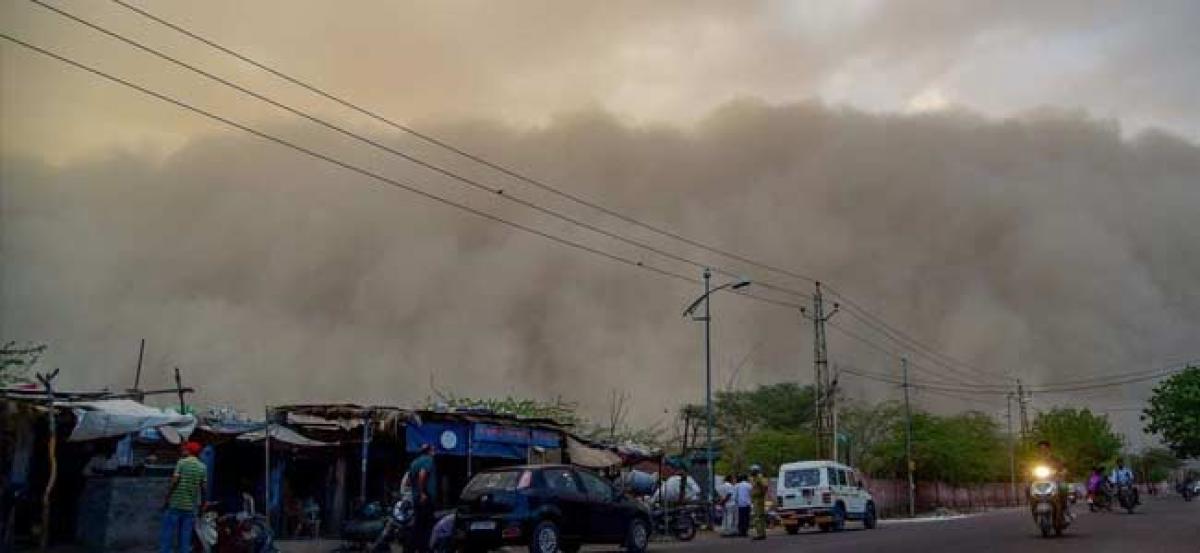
[278,496,1196,553]
[636,496,1198,553]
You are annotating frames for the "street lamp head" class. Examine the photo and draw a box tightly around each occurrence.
[731,279,752,290]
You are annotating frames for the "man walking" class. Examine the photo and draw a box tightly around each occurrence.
[734,473,752,537]
[160,441,207,553]
[749,465,769,541]
[407,443,438,552]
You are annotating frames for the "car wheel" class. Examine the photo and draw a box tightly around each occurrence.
[625,517,650,553]
[831,502,846,532]
[863,502,877,530]
[528,520,560,553]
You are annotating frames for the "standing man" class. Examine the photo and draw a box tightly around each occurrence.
[734,474,752,537]
[749,465,769,541]
[717,476,737,537]
[407,443,438,553]
[160,441,207,553]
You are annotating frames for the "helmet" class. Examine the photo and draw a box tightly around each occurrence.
[750,464,762,474]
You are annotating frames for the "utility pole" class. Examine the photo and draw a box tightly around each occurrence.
[800,282,838,460]
[173,367,187,413]
[902,356,915,518]
[831,365,840,463]
[1017,380,1030,439]
[1007,392,1016,504]
[35,369,60,552]
[702,268,715,515]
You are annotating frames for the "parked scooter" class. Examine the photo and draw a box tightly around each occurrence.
[1029,465,1070,538]
[336,497,413,553]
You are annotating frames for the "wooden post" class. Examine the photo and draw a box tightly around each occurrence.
[264,406,272,537]
[173,367,186,413]
[35,369,60,552]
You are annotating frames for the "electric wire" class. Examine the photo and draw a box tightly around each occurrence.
[0,33,803,315]
[29,0,811,304]
[97,0,1031,392]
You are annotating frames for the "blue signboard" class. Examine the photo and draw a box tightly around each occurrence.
[406,421,563,460]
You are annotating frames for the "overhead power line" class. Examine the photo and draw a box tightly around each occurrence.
[95,0,1028,392]
[29,0,810,305]
[105,0,821,292]
[0,33,804,316]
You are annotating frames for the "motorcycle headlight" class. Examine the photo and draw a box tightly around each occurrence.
[1032,465,1052,480]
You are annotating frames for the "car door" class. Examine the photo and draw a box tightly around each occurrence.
[832,468,850,511]
[576,469,624,543]
[540,467,588,540]
[845,470,866,514]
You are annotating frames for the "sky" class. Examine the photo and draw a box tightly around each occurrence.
[3,1,1199,447]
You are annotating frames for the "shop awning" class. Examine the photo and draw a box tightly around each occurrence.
[61,399,196,442]
[566,436,621,469]
[237,425,335,447]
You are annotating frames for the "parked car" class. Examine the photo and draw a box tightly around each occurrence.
[774,460,877,534]
[454,464,652,553]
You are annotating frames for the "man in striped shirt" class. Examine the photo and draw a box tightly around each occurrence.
[160,441,208,553]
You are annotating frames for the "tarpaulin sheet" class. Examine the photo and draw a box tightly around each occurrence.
[566,436,621,468]
[406,422,560,460]
[237,425,334,447]
[61,399,196,442]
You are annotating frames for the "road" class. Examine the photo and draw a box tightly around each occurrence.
[636,496,1198,553]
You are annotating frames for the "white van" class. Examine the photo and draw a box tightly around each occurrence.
[775,460,876,534]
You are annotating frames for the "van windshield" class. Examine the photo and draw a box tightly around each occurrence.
[783,468,822,488]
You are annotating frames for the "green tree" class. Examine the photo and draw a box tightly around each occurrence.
[719,429,816,475]
[1142,366,1200,458]
[839,401,905,474]
[1,342,46,386]
[706,383,815,473]
[1129,447,1183,482]
[1028,407,1123,477]
[869,411,1008,485]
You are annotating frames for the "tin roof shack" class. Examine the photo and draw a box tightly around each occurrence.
[0,389,196,551]
[247,405,574,540]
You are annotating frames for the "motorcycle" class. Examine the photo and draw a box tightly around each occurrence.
[1177,481,1196,502]
[1029,465,1070,538]
[1087,482,1113,513]
[1115,482,1137,513]
[194,502,277,553]
[650,503,700,541]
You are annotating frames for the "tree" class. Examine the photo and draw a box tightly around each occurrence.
[706,383,815,473]
[1142,366,1200,458]
[719,429,816,475]
[1129,447,1183,483]
[1,341,46,386]
[1028,407,1123,477]
[868,410,1008,485]
[839,401,905,472]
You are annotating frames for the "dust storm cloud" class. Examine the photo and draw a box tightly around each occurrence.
[2,100,1198,434]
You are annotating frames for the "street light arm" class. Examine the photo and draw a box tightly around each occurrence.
[682,279,751,317]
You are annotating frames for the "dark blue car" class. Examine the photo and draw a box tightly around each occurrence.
[454,464,651,553]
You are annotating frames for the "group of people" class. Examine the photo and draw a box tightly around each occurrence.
[1086,458,1141,507]
[716,465,770,541]
[156,439,442,553]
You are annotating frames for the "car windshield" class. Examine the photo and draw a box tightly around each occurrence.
[784,468,821,488]
[463,470,522,497]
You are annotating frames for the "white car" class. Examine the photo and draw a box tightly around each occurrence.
[775,460,877,534]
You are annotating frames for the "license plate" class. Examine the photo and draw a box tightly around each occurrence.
[470,521,497,531]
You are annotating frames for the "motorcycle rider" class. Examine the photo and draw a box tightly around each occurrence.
[1030,440,1072,522]
[1109,459,1140,505]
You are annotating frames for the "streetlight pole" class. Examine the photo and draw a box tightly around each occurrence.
[703,269,714,523]
[682,270,751,527]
